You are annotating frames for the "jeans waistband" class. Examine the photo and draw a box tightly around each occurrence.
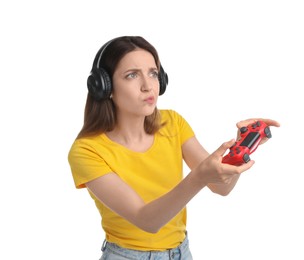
[101,233,190,259]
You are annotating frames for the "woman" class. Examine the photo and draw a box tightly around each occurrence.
[68,36,280,259]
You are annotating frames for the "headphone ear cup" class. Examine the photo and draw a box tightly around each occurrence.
[158,65,168,95]
[87,68,112,100]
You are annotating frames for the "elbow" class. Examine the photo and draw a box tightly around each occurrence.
[143,227,160,234]
[134,216,162,234]
[136,223,161,234]
[133,208,164,234]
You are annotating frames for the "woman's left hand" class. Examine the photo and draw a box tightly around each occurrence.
[236,118,280,145]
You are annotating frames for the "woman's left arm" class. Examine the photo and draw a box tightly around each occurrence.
[182,136,240,196]
[182,118,280,196]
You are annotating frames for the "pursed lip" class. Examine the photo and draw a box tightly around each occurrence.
[144,96,155,104]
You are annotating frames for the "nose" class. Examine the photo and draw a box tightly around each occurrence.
[140,76,152,92]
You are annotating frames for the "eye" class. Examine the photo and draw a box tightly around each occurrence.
[149,70,159,78]
[126,72,137,79]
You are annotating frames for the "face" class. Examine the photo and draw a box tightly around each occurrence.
[112,49,160,118]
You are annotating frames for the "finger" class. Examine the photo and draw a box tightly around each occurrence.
[236,119,257,128]
[259,118,281,127]
[215,139,235,157]
[222,159,255,175]
[237,160,255,172]
[237,118,280,128]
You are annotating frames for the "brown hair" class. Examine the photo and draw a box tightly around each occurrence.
[77,36,164,139]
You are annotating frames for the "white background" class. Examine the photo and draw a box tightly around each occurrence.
[1,1,303,259]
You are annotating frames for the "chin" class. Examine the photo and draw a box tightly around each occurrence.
[143,106,156,116]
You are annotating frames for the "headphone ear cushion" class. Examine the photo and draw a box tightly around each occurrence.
[158,65,168,95]
[87,68,112,100]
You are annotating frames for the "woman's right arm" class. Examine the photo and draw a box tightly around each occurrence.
[86,139,253,233]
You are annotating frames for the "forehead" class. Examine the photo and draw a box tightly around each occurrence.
[116,49,157,71]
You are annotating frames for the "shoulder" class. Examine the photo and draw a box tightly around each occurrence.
[69,136,98,152]
[159,109,184,123]
[68,135,104,162]
[159,109,191,128]
[158,109,194,141]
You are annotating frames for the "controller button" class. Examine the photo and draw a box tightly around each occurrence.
[256,121,261,127]
[240,127,248,134]
[264,126,272,138]
[243,153,250,163]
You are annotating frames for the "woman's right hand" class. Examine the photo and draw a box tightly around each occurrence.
[194,139,255,186]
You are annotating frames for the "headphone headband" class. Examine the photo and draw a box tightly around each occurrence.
[93,38,118,69]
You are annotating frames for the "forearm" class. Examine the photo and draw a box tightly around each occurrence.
[136,169,206,233]
[86,170,206,234]
[183,137,242,196]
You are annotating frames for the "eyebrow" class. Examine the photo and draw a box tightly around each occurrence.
[123,67,158,74]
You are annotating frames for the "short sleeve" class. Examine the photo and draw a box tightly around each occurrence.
[172,110,195,144]
[68,139,112,189]
[160,110,195,145]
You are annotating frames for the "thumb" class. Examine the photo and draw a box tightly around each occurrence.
[216,139,235,157]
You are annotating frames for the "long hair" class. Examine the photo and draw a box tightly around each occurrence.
[77,36,164,139]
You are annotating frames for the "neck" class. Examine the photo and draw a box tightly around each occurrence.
[107,114,147,145]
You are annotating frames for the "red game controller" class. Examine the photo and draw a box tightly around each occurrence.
[222,120,272,165]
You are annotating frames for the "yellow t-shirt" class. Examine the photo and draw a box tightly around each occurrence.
[68,109,195,250]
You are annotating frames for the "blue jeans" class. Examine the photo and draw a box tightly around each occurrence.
[99,234,193,260]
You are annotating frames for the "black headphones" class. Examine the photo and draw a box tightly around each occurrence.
[87,38,169,101]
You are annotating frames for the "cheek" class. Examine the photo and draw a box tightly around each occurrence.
[154,80,160,92]
[112,89,138,108]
